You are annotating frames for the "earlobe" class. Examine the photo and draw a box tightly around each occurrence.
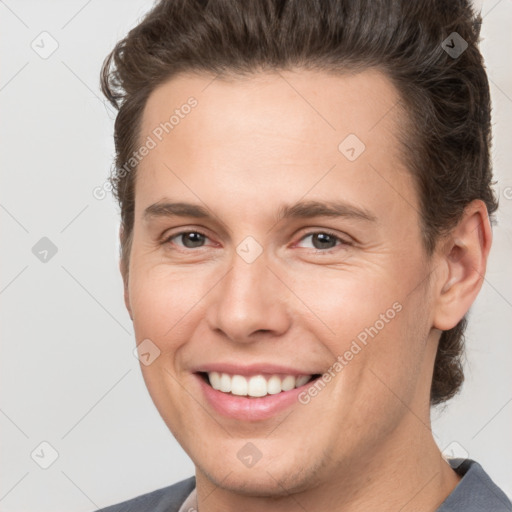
[433,200,492,331]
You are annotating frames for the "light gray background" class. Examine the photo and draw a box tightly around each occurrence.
[1,1,511,510]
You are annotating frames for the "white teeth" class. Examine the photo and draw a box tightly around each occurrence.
[267,375,282,395]
[281,375,295,391]
[295,375,310,387]
[219,373,231,392]
[231,375,248,396]
[247,375,267,397]
[209,371,221,390]
[206,372,313,397]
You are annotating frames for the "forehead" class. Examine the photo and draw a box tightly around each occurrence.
[140,67,403,151]
[135,68,415,223]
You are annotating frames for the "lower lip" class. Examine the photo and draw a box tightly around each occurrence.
[195,374,316,421]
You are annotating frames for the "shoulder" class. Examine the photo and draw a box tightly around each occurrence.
[438,459,511,511]
[92,476,196,512]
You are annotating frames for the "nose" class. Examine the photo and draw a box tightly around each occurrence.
[205,250,291,344]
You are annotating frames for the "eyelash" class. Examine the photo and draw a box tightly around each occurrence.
[162,229,351,252]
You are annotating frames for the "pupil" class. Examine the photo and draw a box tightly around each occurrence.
[313,233,335,249]
[183,232,204,248]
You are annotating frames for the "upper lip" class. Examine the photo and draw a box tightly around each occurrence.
[192,362,321,377]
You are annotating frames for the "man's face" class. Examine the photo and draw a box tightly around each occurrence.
[126,69,439,494]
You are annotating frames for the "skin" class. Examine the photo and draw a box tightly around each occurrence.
[122,68,492,511]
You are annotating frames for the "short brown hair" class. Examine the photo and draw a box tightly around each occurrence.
[100,0,498,405]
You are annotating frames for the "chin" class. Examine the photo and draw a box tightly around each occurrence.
[206,467,311,497]
[197,449,325,498]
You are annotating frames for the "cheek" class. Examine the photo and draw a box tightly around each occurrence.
[128,262,212,343]
[294,262,432,398]
[318,299,431,454]
[287,265,402,348]
[337,281,432,414]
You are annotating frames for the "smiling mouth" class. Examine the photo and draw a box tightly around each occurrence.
[198,372,321,398]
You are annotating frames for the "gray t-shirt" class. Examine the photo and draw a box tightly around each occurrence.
[437,459,511,511]
[96,459,511,511]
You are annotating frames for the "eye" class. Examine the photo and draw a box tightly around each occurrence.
[296,230,350,251]
[163,230,211,249]
[161,229,351,252]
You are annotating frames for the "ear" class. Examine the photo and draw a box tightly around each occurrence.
[432,199,492,331]
[119,226,133,321]
[120,259,133,321]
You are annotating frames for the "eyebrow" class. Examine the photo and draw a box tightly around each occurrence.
[143,199,376,224]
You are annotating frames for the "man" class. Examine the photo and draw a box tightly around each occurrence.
[96,0,511,510]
